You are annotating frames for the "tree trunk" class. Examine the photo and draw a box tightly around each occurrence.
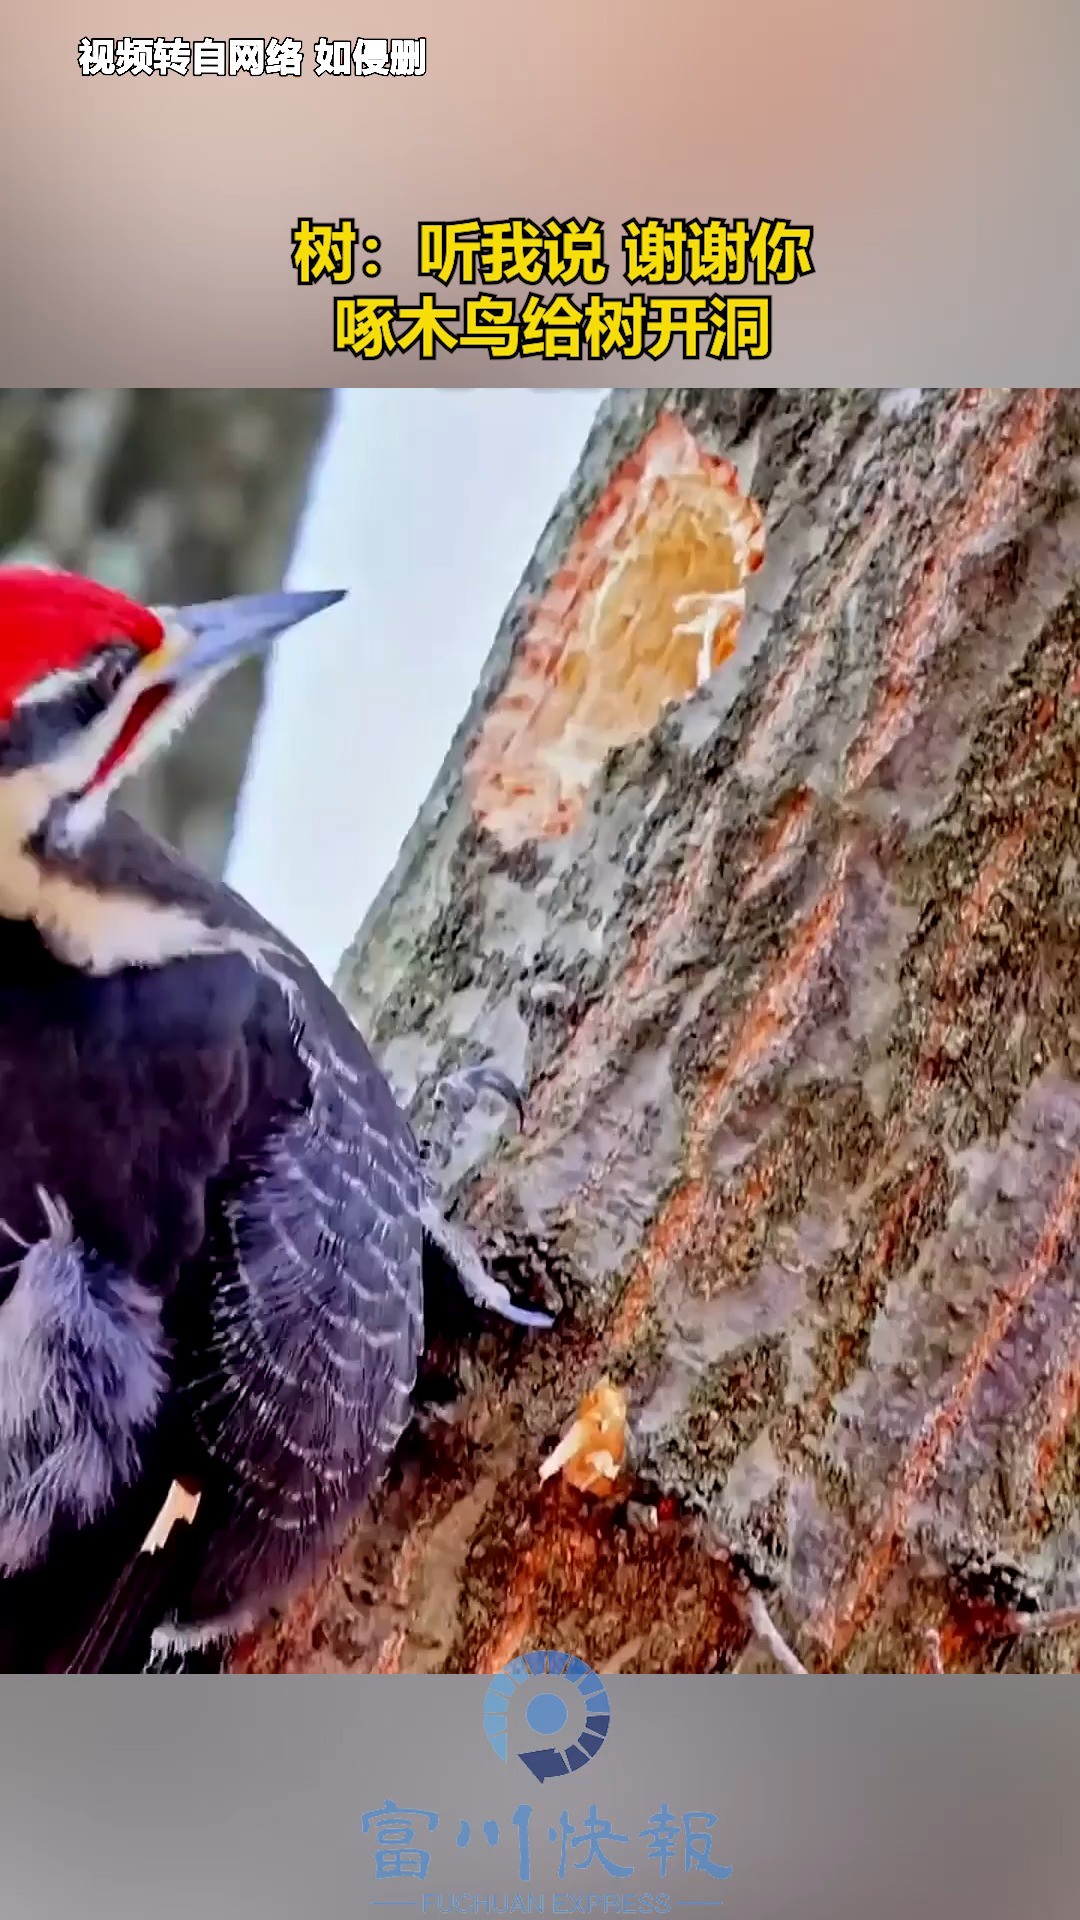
[232,387,1080,1675]
[0,389,331,872]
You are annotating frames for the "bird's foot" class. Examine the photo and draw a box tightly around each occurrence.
[434,1063,526,1129]
[992,1604,1080,1641]
[422,1064,526,1173]
[743,1589,809,1674]
[421,1202,553,1330]
[419,1061,550,1328]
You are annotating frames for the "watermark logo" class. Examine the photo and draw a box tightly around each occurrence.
[483,1651,611,1783]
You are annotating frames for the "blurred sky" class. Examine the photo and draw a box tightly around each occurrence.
[226,389,602,981]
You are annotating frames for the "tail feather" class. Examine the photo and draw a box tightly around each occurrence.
[64,1532,191,1673]
[0,1436,196,1674]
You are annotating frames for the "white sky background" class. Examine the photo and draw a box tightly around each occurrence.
[226,389,603,981]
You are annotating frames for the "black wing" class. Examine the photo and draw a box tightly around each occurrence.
[0,817,427,1666]
[170,943,425,1635]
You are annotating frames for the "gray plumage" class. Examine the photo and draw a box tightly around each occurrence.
[0,1193,167,1574]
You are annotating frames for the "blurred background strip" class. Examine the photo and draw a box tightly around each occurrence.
[229,388,603,978]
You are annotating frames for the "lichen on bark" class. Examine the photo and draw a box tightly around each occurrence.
[237,387,1080,1676]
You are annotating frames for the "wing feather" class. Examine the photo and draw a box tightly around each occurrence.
[175,947,425,1628]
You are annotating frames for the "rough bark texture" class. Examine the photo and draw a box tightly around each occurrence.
[0,389,330,872]
[234,386,1080,1676]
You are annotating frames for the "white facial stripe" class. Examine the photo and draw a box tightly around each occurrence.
[23,613,192,815]
[38,656,159,795]
[56,662,228,854]
[33,877,221,975]
[0,615,204,870]
[0,780,220,973]
[13,662,100,709]
[0,615,229,974]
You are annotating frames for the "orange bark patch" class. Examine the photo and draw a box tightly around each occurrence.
[466,412,765,849]
[914,784,1063,1097]
[814,1151,1080,1661]
[914,822,1031,1089]
[609,845,853,1348]
[517,823,723,1159]
[844,389,1058,792]
[231,1565,347,1674]
[807,1156,943,1427]
[870,1159,940,1275]
[740,507,890,782]
[692,846,852,1150]
[737,786,816,903]
[1026,1329,1080,1518]
[469,1497,746,1676]
[608,1179,707,1349]
[473,1510,601,1672]
[1004,694,1058,776]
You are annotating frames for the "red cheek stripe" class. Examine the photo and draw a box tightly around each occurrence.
[87,684,170,788]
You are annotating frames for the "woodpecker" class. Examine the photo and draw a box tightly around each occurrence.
[0,568,550,1673]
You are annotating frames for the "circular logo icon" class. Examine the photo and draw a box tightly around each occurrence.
[483,1650,611,1782]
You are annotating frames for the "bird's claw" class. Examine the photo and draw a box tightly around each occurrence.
[433,1064,526,1131]
[419,1066,549,1328]
[479,1286,554,1330]
[445,1235,554,1329]
[420,1202,554,1331]
[743,1589,809,1674]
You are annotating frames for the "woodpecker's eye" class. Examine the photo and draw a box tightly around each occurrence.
[94,644,136,700]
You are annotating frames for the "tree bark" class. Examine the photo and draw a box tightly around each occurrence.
[228,387,1080,1675]
[0,389,331,872]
